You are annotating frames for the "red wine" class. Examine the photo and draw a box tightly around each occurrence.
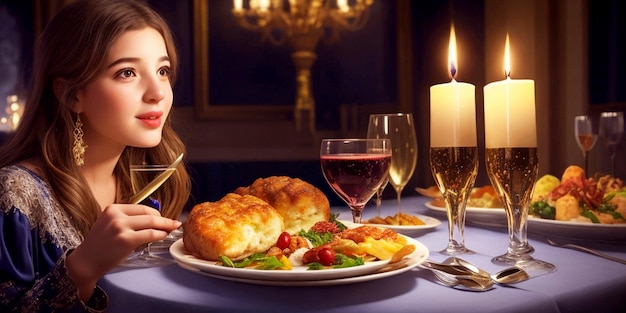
[321,154,391,206]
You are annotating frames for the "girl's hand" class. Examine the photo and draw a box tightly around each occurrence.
[66,204,181,301]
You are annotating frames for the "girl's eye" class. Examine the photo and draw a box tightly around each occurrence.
[117,69,135,79]
[158,67,170,77]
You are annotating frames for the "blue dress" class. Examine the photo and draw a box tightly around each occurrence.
[0,165,107,312]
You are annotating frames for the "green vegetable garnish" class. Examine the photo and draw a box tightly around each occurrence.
[333,253,364,269]
[307,262,324,270]
[255,256,284,270]
[581,210,600,223]
[298,229,335,247]
[530,200,556,219]
[220,255,235,267]
[329,213,348,231]
[305,253,364,270]
[219,253,282,269]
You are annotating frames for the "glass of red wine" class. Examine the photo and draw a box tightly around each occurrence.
[320,139,392,223]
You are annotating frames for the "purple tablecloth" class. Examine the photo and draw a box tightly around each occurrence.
[100,196,626,313]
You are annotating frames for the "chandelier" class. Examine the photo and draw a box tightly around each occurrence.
[232,0,374,133]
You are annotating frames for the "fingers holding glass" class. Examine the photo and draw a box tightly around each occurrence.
[122,164,174,267]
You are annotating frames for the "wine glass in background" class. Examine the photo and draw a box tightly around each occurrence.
[122,164,176,267]
[599,112,624,177]
[367,113,418,217]
[366,116,389,217]
[574,115,597,176]
[371,177,389,217]
[320,139,392,223]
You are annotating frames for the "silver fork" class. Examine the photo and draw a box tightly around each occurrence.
[431,270,459,287]
[421,264,494,291]
[546,238,626,265]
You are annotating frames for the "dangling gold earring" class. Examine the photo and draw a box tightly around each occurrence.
[72,113,87,166]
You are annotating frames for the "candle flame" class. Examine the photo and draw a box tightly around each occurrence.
[448,24,457,79]
[504,33,511,78]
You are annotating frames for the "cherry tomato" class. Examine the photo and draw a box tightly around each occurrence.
[317,247,336,266]
[276,232,291,250]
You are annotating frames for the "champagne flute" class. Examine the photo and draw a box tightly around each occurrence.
[574,115,597,176]
[430,150,478,256]
[122,164,175,267]
[484,90,555,276]
[320,139,392,223]
[599,112,624,177]
[367,114,418,217]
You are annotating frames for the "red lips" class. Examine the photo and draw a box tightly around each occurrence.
[136,111,163,128]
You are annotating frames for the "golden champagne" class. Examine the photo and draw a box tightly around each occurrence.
[486,147,539,264]
[430,147,478,196]
[429,146,478,254]
[485,147,538,206]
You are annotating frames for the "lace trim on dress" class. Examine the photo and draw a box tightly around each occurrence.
[0,165,83,250]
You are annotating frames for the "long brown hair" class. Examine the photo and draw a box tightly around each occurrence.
[0,0,191,236]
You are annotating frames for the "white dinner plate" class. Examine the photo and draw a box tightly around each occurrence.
[425,201,626,243]
[170,234,429,282]
[352,215,441,235]
[174,241,428,286]
[526,216,626,243]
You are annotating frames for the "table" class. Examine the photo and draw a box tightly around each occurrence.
[100,196,626,313]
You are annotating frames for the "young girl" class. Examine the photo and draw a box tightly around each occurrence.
[0,0,191,311]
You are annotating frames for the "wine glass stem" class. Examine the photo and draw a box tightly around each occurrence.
[443,196,469,254]
[350,204,365,223]
[609,147,616,176]
[375,193,382,217]
[583,151,588,176]
[394,187,403,215]
[504,203,533,257]
[137,243,154,260]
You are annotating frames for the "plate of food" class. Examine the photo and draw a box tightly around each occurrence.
[358,213,441,235]
[173,246,425,286]
[172,176,430,283]
[170,234,429,282]
[525,166,626,243]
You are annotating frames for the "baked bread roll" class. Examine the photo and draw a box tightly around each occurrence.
[234,176,330,234]
[183,193,284,261]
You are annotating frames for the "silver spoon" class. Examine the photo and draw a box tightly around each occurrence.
[425,264,494,291]
[448,257,530,285]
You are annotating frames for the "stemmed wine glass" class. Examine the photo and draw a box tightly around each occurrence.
[367,117,390,217]
[122,164,176,267]
[574,115,597,176]
[320,139,392,223]
[366,114,418,217]
[599,112,624,177]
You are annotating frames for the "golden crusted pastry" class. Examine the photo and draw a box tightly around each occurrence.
[183,193,284,261]
[234,176,330,234]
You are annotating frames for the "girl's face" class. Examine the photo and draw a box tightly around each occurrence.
[76,27,172,152]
